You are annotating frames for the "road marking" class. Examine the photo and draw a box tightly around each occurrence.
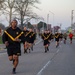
[35,39,42,45]
[37,48,60,75]
[37,60,51,75]
[56,49,59,53]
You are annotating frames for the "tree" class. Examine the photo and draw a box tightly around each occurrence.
[0,0,4,9]
[0,0,16,25]
[14,0,40,29]
[0,0,40,28]
[0,0,5,14]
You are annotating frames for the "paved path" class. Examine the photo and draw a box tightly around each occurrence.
[0,39,75,75]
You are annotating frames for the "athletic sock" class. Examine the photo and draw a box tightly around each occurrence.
[47,47,49,51]
[45,47,47,53]
[12,68,16,74]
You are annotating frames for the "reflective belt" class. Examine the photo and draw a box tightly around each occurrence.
[4,31,23,41]
[31,33,35,37]
[25,32,30,37]
[15,32,23,39]
[4,31,15,41]
[55,34,60,38]
[42,34,51,40]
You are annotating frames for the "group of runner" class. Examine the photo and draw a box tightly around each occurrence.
[2,19,74,74]
[41,30,74,53]
[2,20,36,74]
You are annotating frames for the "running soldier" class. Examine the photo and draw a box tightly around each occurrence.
[23,27,29,53]
[59,32,63,42]
[63,32,67,44]
[23,28,36,53]
[54,32,60,48]
[28,28,36,51]
[41,30,51,53]
[2,20,24,74]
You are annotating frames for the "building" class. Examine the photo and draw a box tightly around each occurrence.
[53,26,60,33]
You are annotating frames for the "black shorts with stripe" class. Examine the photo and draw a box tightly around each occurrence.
[7,47,21,56]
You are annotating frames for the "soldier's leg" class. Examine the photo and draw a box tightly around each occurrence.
[45,45,47,53]
[12,55,19,74]
[31,44,33,51]
[47,43,49,51]
[24,42,28,53]
[29,43,32,53]
[26,42,30,53]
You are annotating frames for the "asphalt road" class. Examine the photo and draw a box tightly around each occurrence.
[0,39,75,75]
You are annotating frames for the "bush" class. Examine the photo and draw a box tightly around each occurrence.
[0,36,3,44]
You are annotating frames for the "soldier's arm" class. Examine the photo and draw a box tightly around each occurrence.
[2,32,8,44]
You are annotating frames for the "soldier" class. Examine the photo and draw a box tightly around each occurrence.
[59,32,63,42]
[23,28,34,53]
[23,27,29,53]
[2,20,24,74]
[28,28,36,51]
[54,32,60,48]
[63,32,67,44]
[41,30,50,53]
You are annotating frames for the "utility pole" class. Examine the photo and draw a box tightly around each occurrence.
[47,14,49,30]
[49,11,55,33]
[49,11,55,26]
[71,10,74,29]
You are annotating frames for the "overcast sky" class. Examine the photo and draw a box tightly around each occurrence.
[0,0,75,29]
[32,0,75,29]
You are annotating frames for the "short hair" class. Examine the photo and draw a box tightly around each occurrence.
[12,19,18,24]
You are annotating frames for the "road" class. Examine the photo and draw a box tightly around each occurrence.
[0,39,75,75]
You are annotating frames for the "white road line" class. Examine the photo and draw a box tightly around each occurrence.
[35,39,42,45]
[37,48,60,75]
[37,61,51,75]
[56,49,59,53]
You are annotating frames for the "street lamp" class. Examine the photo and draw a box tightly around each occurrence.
[49,11,55,33]
[71,10,74,29]
[41,17,44,31]
[47,14,49,30]
[49,11,55,26]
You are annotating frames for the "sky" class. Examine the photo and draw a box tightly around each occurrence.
[0,0,75,30]
[32,0,75,29]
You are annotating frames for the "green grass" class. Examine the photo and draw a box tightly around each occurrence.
[0,36,3,44]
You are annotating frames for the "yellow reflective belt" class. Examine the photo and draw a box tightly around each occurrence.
[4,31,15,41]
[46,34,51,40]
[31,33,35,37]
[55,34,59,38]
[25,31,30,37]
[4,31,24,41]
[42,34,46,40]
[15,32,23,39]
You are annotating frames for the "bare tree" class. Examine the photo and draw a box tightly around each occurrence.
[0,0,5,14]
[0,0,4,8]
[14,0,40,29]
[0,0,16,26]
[0,0,40,28]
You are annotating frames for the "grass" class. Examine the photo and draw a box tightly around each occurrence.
[0,36,3,44]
